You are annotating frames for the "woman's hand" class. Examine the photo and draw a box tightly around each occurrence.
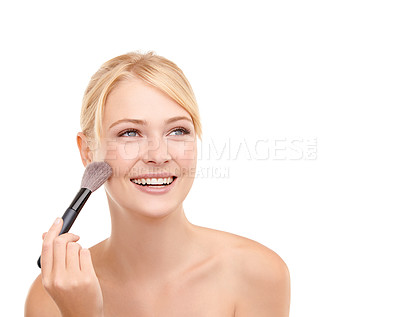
[40,218,104,317]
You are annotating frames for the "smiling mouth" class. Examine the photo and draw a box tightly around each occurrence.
[130,176,177,187]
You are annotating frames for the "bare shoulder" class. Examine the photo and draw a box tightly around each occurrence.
[195,226,290,316]
[25,274,61,317]
[228,233,290,285]
[196,225,289,273]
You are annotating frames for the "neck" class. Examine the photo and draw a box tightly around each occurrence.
[102,196,197,284]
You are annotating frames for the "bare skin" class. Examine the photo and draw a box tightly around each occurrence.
[25,77,290,316]
[26,224,289,316]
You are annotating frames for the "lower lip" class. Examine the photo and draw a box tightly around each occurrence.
[130,178,177,195]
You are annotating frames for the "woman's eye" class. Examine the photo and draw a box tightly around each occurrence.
[119,129,140,137]
[169,127,190,136]
[118,127,190,137]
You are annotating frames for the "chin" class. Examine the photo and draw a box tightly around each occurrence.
[128,200,183,219]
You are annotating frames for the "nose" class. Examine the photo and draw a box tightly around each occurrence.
[143,136,172,164]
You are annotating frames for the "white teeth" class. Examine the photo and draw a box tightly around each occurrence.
[131,177,174,186]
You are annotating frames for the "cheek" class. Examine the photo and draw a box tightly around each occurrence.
[168,140,197,162]
[168,140,197,179]
[94,140,141,177]
[95,139,141,160]
[116,141,141,161]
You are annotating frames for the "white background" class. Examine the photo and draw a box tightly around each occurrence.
[1,1,399,316]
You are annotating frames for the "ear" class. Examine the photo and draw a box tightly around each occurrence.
[77,132,93,167]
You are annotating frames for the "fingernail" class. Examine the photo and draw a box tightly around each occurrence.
[54,217,61,225]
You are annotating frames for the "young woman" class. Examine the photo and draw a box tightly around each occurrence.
[25,51,290,317]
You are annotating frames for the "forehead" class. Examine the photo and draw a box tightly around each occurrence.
[103,78,191,126]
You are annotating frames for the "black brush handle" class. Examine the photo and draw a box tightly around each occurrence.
[37,188,92,268]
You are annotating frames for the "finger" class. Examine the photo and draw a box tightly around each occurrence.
[42,232,48,240]
[66,242,82,272]
[41,217,63,278]
[53,233,81,273]
[80,248,95,274]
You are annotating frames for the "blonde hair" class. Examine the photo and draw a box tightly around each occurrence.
[80,51,202,148]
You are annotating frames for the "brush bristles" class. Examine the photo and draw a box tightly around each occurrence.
[81,162,113,192]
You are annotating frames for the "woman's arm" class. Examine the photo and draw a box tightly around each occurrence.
[25,218,104,317]
[234,244,290,316]
[25,274,62,317]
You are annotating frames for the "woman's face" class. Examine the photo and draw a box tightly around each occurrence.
[93,77,197,218]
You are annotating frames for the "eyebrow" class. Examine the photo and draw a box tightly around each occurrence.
[108,116,193,129]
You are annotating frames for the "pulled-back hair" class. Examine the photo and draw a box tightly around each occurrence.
[80,51,202,148]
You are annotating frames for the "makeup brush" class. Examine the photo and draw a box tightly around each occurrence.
[37,161,112,268]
